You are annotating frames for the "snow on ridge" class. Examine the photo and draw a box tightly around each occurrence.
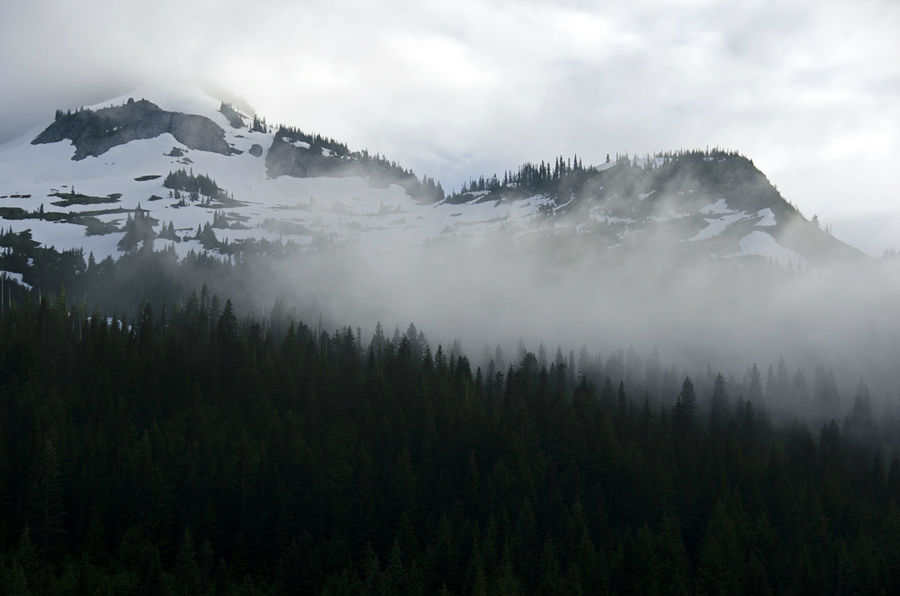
[82,85,251,140]
[87,85,222,119]
[281,137,312,150]
[0,87,815,264]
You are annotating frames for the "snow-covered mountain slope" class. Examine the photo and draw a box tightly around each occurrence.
[0,86,863,267]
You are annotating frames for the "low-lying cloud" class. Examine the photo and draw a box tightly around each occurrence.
[240,197,900,415]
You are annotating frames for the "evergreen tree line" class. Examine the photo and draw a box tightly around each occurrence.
[276,127,351,158]
[445,148,788,221]
[0,232,308,318]
[457,149,744,197]
[465,154,588,195]
[0,291,899,594]
[246,117,445,204]
[163,170,229,202]
[117,206,157,254]
[270,127,445,203]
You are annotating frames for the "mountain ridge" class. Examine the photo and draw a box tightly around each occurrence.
[0,86,863,267]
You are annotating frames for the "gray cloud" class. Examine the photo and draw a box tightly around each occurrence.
[1,0,898,253]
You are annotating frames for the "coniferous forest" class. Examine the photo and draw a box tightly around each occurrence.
[1,275,900,594]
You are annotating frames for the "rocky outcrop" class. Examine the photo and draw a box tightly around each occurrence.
[218,102,245,128]
[264,134,352,178]
[33,99,235,160]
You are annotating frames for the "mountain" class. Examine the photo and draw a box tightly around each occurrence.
[0,86,862,268]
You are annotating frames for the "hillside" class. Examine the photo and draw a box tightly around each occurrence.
[0,86,862,268]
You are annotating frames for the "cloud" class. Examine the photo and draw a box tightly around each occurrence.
[0,0,898,253]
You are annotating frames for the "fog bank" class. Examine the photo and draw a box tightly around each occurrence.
[259,232,899,408]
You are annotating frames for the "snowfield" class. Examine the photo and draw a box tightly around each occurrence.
[0,86,813,267]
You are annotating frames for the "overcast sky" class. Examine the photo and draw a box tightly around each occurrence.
[2,0,898,254]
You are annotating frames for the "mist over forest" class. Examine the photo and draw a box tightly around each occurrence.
[264,233,900,398]
[3,238,900,593]
[6,213,898,420]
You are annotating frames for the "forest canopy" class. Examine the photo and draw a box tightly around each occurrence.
[0,277,898,593]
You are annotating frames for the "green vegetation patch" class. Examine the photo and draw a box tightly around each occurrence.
[0,206,30,219]
[50,191,122,207]
[0,228,40,251]
[77,216,122,236]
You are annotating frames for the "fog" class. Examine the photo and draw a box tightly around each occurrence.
[2,0,898,420]
[227,190,900,417]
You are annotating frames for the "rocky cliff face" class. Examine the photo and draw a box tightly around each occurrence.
[32,98,236,159]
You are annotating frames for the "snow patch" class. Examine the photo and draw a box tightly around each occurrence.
[0,271,30,290]
[756,208,776,227]
[727,231,806,268]
[700,199,733,215]
[691,213,748,241]
[87,316,133,332]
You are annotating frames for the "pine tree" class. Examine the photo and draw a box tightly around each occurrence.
[710,373,729,428]
[27,439,65,563]
[674,376,697,433]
